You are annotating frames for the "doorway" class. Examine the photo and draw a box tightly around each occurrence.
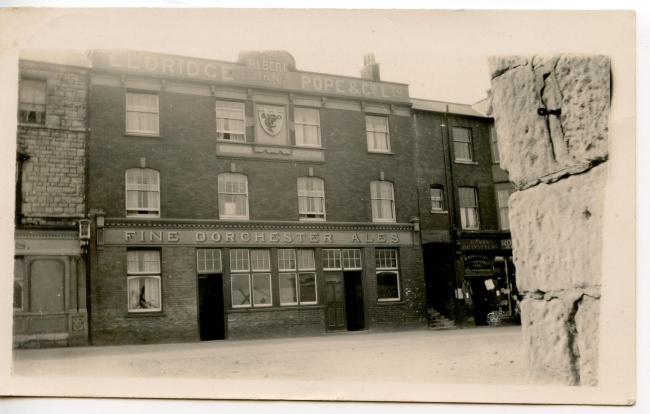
[325,272,365,332]
[198,274,225,340]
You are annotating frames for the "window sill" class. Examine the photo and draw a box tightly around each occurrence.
[431,210,449,214]
[228,305,324,313]
[454,160,478,165]
[377,300,405,306]
[125,312,166,318]
[299,218,326,222]
[18,123,86,132]
[372,219,397,224]
[219,216,250,220]
[367,150,395,155]
[461,228,481,232]
[125,132,162,138]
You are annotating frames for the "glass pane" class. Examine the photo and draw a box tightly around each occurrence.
[231,274,251,306]
[197,249,222,273]
[251,250,270,271]
[278,249,296,271]
[252,273,272,306]
[230,249,250,272]
[128,276,161,311]
[299,273,317,303]
[297,249,315,270]
[342,249,362,269]
[127,251,160,273]
[377,271,399,300]
[375,249,398,269]
[279,273,298,304]
[322,249,341,269]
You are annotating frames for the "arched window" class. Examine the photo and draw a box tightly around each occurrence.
[218,173,249,219]
[126,168,160,217]
[370,181,395,222]
[297,177,325,220]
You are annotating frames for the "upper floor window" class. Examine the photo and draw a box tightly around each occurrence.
[370,181,395,222]
[490,126,500,163]
[453,127,473,162]
[496,186,515,230]
[366,115,390,153]
[216,101,245,141]
[218,173,248,219]
[126,92,159,135]
[19,79,46,124]
[297,177,325,220]
[430,186,444,212]
[459,187,479,230]
[294,108,321,147]
[126,168,160,218]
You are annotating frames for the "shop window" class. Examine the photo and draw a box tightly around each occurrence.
[295,107,321,147]
[216,100,245,141]
[197,249,222,274]
[430,186,444,212]
[126,168,160,218]
[127,250,162,313]
[218,173,249,219]
[126,92,159,135]
[230,249,271,308]
[323,249,362,271]
[496,185,515,230]
[376,249,400,301]
[453,127,474,162]
[14,257,23,311]
[366,115,390,153]
[297,177,326,220]
[490,126,500,163]
[279,249,317,305]
[370,181,396,222]
[19,79,46,124]
[459,187,480,230]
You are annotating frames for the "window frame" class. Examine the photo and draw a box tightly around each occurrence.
[490,126,500,164]
[125,168,161,218]
[279,249,318,306]
[430,186,444,212]
[375,249,400,302]
[496,184,515,231]
[126,91,159,136]
[370,180,396,223]
[218,173,249,220]
[216,100,246,142]
[19,78,47,125]
[196,249,222,274]
[14,257,24,311]
[365,115,391,153]
[297,176,326,221]
[452,126,474,162]
[459,187,480,230]
[322,248,362,271]
[294,107,321,147]
[126,250,162,313]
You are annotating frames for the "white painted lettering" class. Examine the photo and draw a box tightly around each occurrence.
[225,232,235,242]
[162,58,174,74]
[301,75,311,89]
[167,232,180,242]
[204,64,217,78]
[248,59,255,69]
[378,234,386,243]
[362,83,370,95]
[324,233,333,243]
[309,233,319,242]
[313,78,322,90]
[211,232,222,242]
[262,61,268,71]
[324,78,334,91]
[255,233,265,242]
[351,234,361,243]
[150,231,163,242]
[145,56,157,71]
[336,79,345,93]
[125,230,136,241]
[381,85,390,98]
[365,233,374,243]
[241,232,251,242]
[127,54,140,70]
[269,233,280,242]
[349,81,359,94]
[296,233,306,242]
[221,66,233,80]
[187,61,199,76]
[283,233,293,243]
[391,234,399,243]
[195,232,206,242]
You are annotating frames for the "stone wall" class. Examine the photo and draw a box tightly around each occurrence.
[489,54,609,386]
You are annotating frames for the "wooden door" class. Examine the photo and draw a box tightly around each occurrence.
[325,273,346,331]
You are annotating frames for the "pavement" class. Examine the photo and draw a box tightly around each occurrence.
[12,325,526,384]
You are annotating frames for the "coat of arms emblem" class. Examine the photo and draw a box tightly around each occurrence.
[258,106,284,136]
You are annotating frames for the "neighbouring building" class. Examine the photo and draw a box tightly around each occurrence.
[13,56,91,348]
[86,50,427,345]
[412,98,518,327]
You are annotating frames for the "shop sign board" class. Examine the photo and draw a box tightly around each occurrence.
[501,239,513,250]
[464,254,493,276]
[459,238,499,251]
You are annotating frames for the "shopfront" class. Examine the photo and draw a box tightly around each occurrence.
[90,220,427,345]
[457,236,518,326]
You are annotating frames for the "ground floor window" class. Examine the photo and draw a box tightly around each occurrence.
[279,249,317,305]
[376,249,400,301]
[230,249,272,308]
[14,257,23,311]
[127,250,162,312]
[323,248,362,271]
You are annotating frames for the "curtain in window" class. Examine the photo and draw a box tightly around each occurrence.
[366,116,389,151]
[497,188,514,230]
[370,181,395,220]
[295,108,320,146]
[126,93,159,134]
[216,101,245,141]
[128,277,160,310]
[298,177,325,218]
[126,169,160,215]
[218,174,248,217]
[127,251,160,273]
[459,187,479,229]
[19,80,47,123]
[490,127,500,163]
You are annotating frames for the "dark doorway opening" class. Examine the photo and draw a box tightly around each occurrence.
[467,277,490,326]
[344,271,365,331]
[422,243,455,319]
[198,274,225,340]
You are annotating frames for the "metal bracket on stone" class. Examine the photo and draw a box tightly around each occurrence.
[537,108,562,117]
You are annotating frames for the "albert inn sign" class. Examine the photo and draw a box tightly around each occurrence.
[92,50,410,103]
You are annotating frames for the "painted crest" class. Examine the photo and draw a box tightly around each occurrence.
[258,107,284,136]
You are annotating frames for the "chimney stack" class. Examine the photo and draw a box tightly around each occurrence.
[360,52,380,81]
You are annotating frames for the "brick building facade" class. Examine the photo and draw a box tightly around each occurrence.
[86,50,427,345]
[13,58,91,348]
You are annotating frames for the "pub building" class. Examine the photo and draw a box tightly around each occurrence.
[86,50,427,345]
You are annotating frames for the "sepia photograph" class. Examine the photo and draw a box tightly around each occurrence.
[0,5,639,410]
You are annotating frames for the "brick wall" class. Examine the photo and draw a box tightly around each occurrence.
[89,246,199,345]
[227,307,325,340]
[18,62,88,227]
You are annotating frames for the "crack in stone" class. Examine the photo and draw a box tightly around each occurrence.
[565,294,583,386]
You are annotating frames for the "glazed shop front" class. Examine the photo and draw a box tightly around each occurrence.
[457,237,519,326]
[90,220,427,345]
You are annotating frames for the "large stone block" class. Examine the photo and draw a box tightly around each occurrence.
[575,294,600,386]
[510,163,606,293]
[520,297,578,385]
[489,54,610,189]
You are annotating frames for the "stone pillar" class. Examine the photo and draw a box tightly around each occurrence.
[489,55,610,386]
